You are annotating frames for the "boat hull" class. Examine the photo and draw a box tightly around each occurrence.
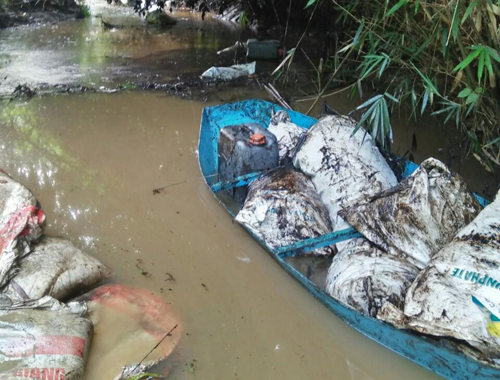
[198,99,497,380]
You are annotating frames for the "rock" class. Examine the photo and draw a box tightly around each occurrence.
[145,10,176,26]
[11,84,36,99]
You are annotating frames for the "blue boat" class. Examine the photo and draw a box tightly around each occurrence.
[198,98,496,380]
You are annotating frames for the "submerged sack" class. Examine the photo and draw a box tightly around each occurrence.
[235,167,334,255]
[268,110,305,165]
[293,115,397,233]
[400,191,500,358]
[326,238,419,317]
[340,158,481,268]
[0,297,93,380]
[0,170,45,288]
[79,284,182,380]
[2,237,110,302]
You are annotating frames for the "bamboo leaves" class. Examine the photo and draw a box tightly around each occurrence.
[410,62,440,95]
[457,86,482,115]
[358,53,391,80]
[447,0,462,45]
[305,0,318,9]
[306,0,500,170]
[385,0,408,17]
[339,19,365,53]
[431,100,462,126]
[453,45,500,82]
[462,0,479,24]
[351,94,398,148]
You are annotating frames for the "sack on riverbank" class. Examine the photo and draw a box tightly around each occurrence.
[1,237,110,303]
[235,167,335,255]
[201,62,256,81]
[340,158,481,268]
[293,115,397,236]
[0,170,45,288]
[267,110,305,165]
[326,238,420,317]
[78,284,182,380]
[0,296,92,380]
[397,191,500,358]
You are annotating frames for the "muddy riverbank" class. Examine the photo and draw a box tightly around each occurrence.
[0,0,246,96]
[0,0,85,29]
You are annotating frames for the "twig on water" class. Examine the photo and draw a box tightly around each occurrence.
[129,324,179,374]
[306,48,354,115]
[261,82,292,110]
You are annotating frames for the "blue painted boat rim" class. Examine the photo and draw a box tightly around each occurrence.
[198,98,499,380]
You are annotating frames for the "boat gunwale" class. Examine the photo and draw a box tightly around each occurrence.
[198,98,498,380]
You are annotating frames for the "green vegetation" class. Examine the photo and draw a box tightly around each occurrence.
[302,0,500,172]
[186,362,195,373]
[81,3,90,18]
[120,81,138,90]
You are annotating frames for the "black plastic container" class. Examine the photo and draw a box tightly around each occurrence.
[246,39,282,60]
[218,123,279,203]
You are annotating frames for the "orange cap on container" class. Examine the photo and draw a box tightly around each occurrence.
[249,133,266,145]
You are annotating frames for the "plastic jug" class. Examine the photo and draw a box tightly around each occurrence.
[218,123,279,202]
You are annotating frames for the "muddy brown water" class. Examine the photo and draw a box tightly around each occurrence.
[0,91,446,380]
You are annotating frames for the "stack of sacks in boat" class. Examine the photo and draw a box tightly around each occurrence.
[291,114,423,316]
[267,110,305,165]
[235,167,335,255]
[292,114,398,234]
[236,114,399,257]
[331,158,481,317]
[325,238,421,317]
[0,169,110,379]
[236,111,334,255]
[379,190,500,361]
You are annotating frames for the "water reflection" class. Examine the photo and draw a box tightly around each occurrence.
[0,98,105,241]
[0,3,240,95]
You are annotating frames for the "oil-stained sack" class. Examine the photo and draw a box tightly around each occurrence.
[78,284,182,380]
[293,115,397,234]
[340,158,481,268]
[0,170,45,288]
[0,297,92,380]
[267,110,305,165]
[326,238,419,317]
[401,191,500,358]
[2,237,110,302]
[235,167,334,255]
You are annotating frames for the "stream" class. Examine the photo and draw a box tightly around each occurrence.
[0,2,496,380]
